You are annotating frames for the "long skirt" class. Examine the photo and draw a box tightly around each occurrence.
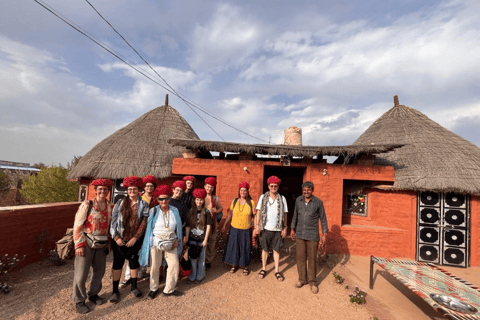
[223,227,252,268]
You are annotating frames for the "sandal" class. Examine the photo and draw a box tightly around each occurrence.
[109,292,119,304]
[131,289,143,299]
[275,272,285,282]
[230,266,238,274]
[257,269,266,279]
[243,269,250,276]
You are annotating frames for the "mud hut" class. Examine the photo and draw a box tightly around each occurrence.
[351,96,480,267]
[68,95,202,203]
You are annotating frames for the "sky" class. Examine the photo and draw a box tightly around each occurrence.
[1,0,479,166]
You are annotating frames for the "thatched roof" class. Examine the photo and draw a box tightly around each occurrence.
[168,138,403,158]
[68,100,200,180]
[353,96,480,194]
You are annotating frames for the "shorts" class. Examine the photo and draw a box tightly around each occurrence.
[259,230,284,253]
[111,235,144,270]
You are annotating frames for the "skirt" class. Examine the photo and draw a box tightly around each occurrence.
[223,226,252,268]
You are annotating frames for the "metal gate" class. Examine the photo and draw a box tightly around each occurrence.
[416,192,470,268]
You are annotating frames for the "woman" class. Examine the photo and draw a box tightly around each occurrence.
[204,177,223,270]
[141,175,158,207]
[185,188,212,283]
[121,174,158,288]
[109,176,149,302]
[139,184,183,299]
[181,175,196,211]
[72,178,114,314]
[222,181,255,276]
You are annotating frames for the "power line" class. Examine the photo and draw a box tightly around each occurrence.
[33,0,269,143]
[83,0,226,142]
[84,0,268,143]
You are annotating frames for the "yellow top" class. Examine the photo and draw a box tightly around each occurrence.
[141,194,152,205]
[230,199,255,230]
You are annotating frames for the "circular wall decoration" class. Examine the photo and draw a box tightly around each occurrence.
[444,248,465,265]
[419,245,439,261]
[444,230,465,247]
[419,227,439,244]
[420,192,440,206]
[445,193,465,207]
[420,208,440,224]
[445,210,465,226]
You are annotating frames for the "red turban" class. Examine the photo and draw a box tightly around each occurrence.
[172,180,187,190]
[143,175,158,186]
[267,176,281,185]
[183,176,196,183]
[123,176,144,188]
[239,181,250,189]
[91,179,113,188]
[192,188,207,199]
[204,177,217,186]
[153,184,173,198]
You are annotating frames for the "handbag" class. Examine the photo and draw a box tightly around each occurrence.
[85,233,108,249]
[155,232,177,251]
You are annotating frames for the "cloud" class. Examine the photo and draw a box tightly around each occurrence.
[189,3,265,71]
[0,123,124,165]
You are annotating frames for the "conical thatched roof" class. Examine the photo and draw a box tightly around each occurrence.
[353,96,480,194]
[68,98,199,180]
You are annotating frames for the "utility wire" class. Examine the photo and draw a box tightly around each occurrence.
[34,0,225,141]
[84,0,268,143]
[84,0,225,141]
[33,0,268,143]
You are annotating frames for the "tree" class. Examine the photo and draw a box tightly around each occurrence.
[66,155,82,171]
[20,167,78,203]
[0,170,9,198]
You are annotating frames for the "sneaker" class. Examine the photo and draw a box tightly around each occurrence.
[147,290,158,300]
[109,292,120,303]
[75,301,90,314]
[88,294,105,305]
[162,290,183,297]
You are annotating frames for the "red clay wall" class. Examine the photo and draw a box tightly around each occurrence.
[0,202,80,267]
[471,195,480,267]
[171,158,419,260]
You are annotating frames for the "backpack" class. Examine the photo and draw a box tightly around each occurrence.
[55,201,93,260]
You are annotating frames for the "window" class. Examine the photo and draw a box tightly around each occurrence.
[345,195,368,217]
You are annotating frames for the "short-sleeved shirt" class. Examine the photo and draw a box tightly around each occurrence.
[256,194,288,231]
[191,209,213,237]
[230,199,256,230]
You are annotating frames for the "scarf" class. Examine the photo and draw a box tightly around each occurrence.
[259,191,284,231]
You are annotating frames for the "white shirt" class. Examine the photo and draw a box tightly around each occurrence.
[256,194,288,231]
[153,209,177,236]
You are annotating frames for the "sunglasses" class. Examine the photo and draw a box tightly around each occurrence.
[158,197,170,202]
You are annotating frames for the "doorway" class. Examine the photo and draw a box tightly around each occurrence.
[263,166,305,228]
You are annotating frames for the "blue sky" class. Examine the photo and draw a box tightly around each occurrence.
[1,0,479,165]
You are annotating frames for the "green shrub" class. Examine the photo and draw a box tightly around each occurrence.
[20,167,78,203]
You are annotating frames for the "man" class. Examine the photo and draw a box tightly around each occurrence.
[204,177,223,271]
[254,176,288,281]
[181,176,196,211]
[290,181,328,294]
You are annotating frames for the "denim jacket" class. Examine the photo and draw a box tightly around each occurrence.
[110,197,150,239]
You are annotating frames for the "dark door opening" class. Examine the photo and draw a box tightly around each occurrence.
[263,166,305,230]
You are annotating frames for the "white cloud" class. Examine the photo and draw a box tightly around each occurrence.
[189,3,265,71]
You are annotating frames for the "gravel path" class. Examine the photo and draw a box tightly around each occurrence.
[1,250,378,320]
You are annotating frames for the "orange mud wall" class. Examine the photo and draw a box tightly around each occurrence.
[0,202,79,267]
[172,158,420,261]
[471,195,480,267]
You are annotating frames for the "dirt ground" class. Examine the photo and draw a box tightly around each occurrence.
[1,242,479,320]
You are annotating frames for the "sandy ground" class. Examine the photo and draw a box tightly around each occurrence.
[1,240,479,320]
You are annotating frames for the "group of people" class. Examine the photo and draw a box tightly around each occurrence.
[72,174,328,314]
